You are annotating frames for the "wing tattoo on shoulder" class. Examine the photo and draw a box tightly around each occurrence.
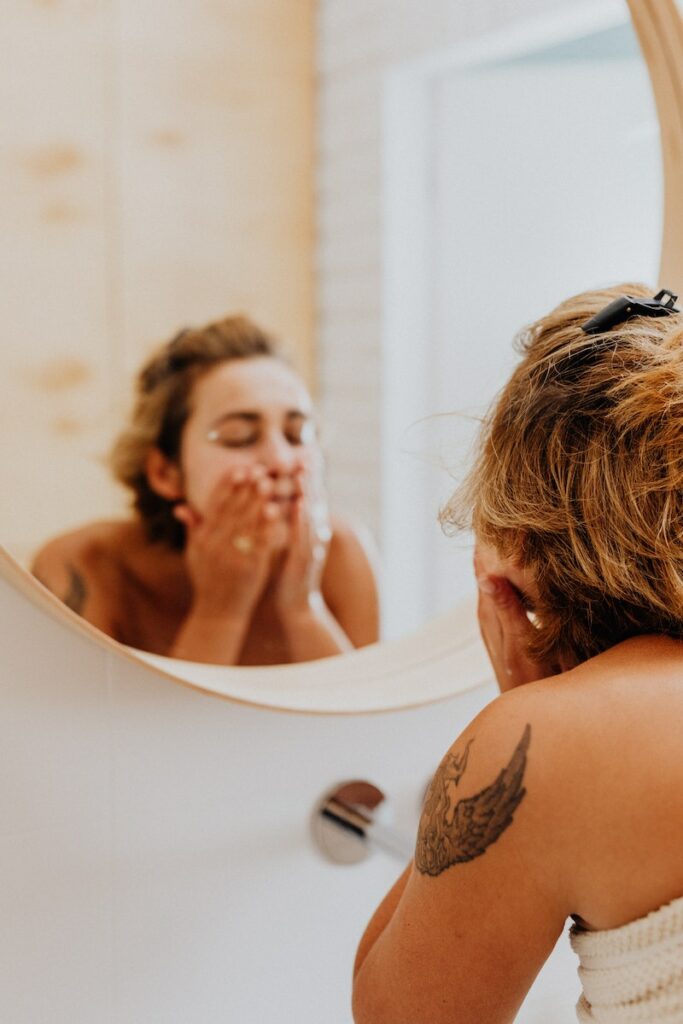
[415,723,531,877]
[64,565,87,615]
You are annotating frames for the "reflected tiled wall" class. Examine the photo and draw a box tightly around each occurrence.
[2,0,315,564]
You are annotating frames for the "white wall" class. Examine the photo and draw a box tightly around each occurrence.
[0,551,500,1024]
[381,20,660,638]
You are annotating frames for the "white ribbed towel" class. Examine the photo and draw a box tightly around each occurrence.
[569,895,683,1022]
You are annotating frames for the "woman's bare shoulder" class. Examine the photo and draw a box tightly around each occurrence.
[326,514,380,573]
[506,636,683,789]
[30,521,136,628]
[322,515,380,647]
[31,520,136,574]
[498,638,683,927]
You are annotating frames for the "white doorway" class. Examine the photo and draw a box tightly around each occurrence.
[381,2,661,643]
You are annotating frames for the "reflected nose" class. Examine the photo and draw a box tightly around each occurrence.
[257,434,301,481]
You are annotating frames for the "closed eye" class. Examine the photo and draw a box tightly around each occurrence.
[207,411,316,448]
[208,429,312,448]
[207,426,257,447]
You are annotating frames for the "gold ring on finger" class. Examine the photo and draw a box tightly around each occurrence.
[231,533,255,555]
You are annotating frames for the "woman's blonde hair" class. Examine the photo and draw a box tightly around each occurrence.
[441,283,683,665]
[110,315,285,548]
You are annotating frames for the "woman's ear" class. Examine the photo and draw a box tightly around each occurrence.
[145,447,183,501]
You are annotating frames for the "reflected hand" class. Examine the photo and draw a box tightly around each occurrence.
[173,466,283,620]
[273,458,332,617]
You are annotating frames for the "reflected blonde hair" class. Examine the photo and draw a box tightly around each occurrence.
[441,283,683,664]
[110,315,284,548]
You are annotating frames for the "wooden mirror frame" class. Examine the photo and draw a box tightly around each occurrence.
[628,0,683,294]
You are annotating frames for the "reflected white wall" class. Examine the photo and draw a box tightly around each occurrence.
[379,11,661,640]
[316,0,576,614]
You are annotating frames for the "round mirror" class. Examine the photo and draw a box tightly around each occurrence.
[0,2,664,669]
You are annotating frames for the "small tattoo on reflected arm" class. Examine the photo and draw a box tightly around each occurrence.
[415,724,531,877]
[63,565,87,615]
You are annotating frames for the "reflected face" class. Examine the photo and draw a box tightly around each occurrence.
[178,357,320,546]
[474,540,539,614]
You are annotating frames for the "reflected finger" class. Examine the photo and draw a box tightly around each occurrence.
[203,469,253,522]
[210,469,272,528]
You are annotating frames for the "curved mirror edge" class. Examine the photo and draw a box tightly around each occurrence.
[0,543,493,715]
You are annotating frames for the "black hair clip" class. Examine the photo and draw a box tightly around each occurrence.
[581,289,680,334]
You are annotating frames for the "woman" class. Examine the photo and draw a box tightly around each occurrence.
[352,284,683,1023]
[32,316,379,665]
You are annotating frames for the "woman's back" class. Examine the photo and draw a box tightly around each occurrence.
[530,635,683,935]
[564,645,683,1024]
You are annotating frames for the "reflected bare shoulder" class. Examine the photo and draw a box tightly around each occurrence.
[60,563,87,614]
[30,523,123,630]
[32,539,90,614]
[321,515,380,647]
[415,724,531,877]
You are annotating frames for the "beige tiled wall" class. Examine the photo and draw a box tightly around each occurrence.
[1,0,315,564]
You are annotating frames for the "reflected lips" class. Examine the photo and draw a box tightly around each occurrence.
[271,479,296,503]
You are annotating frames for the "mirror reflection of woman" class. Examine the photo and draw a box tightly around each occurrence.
[31,317,380,665]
